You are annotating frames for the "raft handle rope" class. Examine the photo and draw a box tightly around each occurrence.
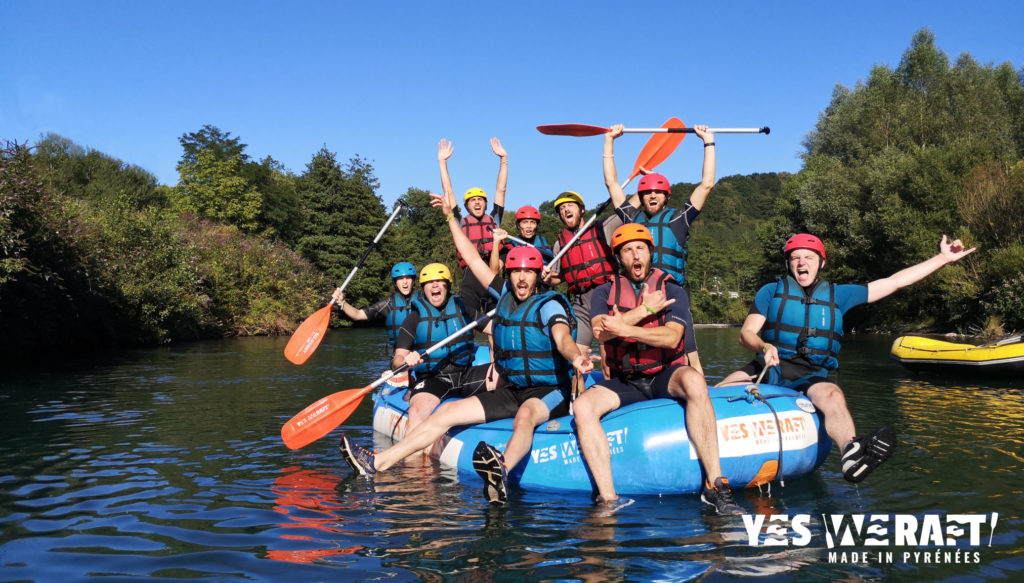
[726,365,786,487]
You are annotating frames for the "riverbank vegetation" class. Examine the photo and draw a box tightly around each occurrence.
[2,29,1022,357]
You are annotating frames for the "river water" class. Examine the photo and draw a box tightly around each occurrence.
[1,327,1021,582]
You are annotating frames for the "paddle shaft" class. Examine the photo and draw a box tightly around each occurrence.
[483,228,555,259]
[621,127,769,134]
[336,202,404,293]
[373,307,496,389]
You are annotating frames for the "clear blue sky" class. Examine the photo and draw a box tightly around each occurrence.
[3,1,1022,212]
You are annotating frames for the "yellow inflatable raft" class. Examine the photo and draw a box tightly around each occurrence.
[890,335,1024,375]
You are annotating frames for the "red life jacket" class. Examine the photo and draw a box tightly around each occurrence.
[459,213,497,268]
[605,268,688,377]
[556,225,617,294]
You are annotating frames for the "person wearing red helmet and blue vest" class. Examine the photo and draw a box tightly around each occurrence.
[438,138,508,320]
[488,205,554,274]
[719,232,976,484]
[573,223,741,515]
[339,193,592,508]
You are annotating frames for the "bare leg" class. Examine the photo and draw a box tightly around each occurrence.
[717,369,756,387]
[375,396,486,471]
[572,385,622,500]
[501,399,552,468]
[407,392,440,432]
[666,366,724,480]
[806,381,856,447]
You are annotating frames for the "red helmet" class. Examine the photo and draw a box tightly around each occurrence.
[505,246,544,270]
[784,233,826,262]
[515,205,541,223]
[637,173,670,194]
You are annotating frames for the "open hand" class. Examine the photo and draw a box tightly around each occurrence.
[438,139,454,161]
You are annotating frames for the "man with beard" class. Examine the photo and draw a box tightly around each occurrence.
[339,193,592,503]
[718,233,975,483]
[602,123,715,285]
[390,263,484,432]
[572,223,741,514]
[541,191,622,359]
[439,137,508,320]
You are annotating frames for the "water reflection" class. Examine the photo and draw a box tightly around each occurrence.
[2,330,1022,581]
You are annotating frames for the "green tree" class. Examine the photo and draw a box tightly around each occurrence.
[35,133,165,210]
[170,125,263,232]
[296,148,390,307]
[775,28,1024,331]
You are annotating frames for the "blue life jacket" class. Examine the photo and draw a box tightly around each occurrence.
[385,292,417,348]
[633,207,687,283]
[763,276,843,370]
[410,295,474,376]
[492,289,576,388]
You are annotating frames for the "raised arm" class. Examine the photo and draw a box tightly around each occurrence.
[438,139,457,210]
[491,138,508,209]
[431,192,498,289]
[604,124,638,209]
[488,227,508,274]
[688,125,716,211]
[866,235,976,303]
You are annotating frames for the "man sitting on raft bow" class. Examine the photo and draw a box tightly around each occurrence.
[574,223,742,515]
[718,233,976,483]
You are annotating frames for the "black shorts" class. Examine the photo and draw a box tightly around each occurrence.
[593,364,687,408]
[737,358,829,393]
[409,363,491,401]
[474,380,569,423]
[460,267,496,322]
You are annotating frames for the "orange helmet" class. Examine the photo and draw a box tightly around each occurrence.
[611,223,654,252]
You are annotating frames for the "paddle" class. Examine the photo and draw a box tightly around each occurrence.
[626,118,687,183]
[538,123,770,136]
[281,308,496,450]
[283,202,405,365]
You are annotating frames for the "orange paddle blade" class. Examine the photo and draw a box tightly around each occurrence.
[281,386,373,450]
[628,118,686,182]
[536,123,611,137]
[284,304,332,365]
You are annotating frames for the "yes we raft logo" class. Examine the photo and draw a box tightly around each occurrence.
[743,512,1000,565]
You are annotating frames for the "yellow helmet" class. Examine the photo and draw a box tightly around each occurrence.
[464,187,487,203]
[553,191,584,210]
[419,263,453,285]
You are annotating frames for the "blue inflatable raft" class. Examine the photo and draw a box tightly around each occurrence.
[371,352,832,495]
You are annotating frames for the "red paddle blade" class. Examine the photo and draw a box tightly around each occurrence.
[536,123,611,137]
[281,386,373,450]
[628,118,686,182]
[283,304,332,365]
